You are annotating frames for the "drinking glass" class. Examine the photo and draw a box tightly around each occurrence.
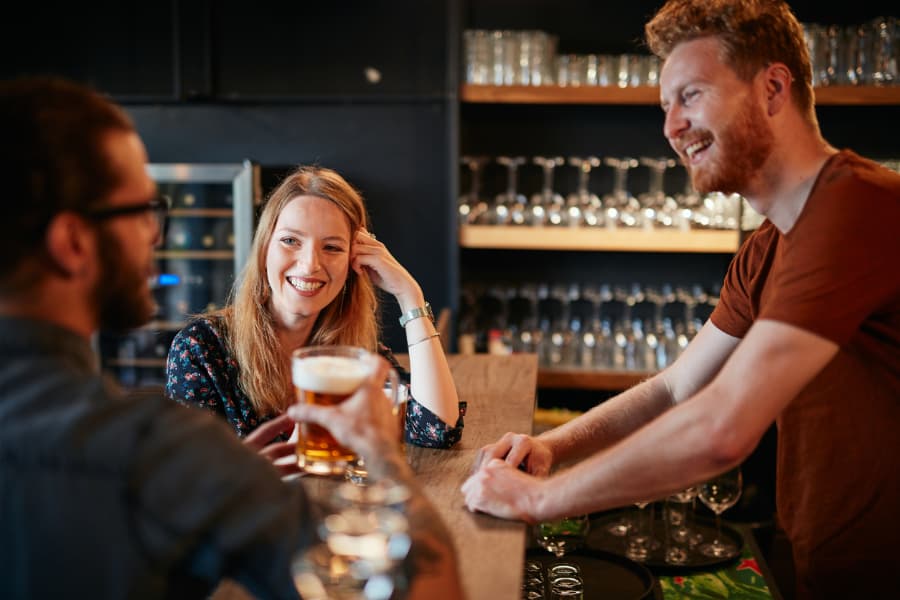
[567,157,603,227]
[697,467,743,558]
[548,562,584,599]
[490,156,526,225]
[532,156,566,226]
[316,506,410,598]
[625,501,654,562]
[458,156,490,225]
[463,30,491,85]
[602,157,640,228]
[292,345,398,477]
[534,515,590,557]
[665,486,702,563]
[870,17,897,86]
[345,381,409,485]
[638,157,677,229]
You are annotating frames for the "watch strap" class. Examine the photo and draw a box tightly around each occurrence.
[399,302,434,327]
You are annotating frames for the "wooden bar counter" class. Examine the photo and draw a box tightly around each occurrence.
[214,353,538,600]
[403,353,538,600]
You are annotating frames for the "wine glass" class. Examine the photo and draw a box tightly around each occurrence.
[697,467,743,558]
[534,514,590,557]
[532,156,566,226]
[625,500,654,562]
[458,156,490,225]
[567,156,603,227]
[602,157,639,228]
[638,156,677,229]
[489,156,526,226]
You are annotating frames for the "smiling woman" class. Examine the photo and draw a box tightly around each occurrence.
[164,165,465,471]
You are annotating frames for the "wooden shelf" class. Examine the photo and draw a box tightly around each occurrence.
[169,208,233,218]
[141,320,188,332]
[460,84,900,106]
[459,225,740,253]
[538,367,654,391]
[155,250,235,260]
[461,84,661,104]
[105,358,167,368]
[813,86,900,106]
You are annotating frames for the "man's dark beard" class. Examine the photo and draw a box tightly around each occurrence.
[690,93,775,195]
[92,226,156,332]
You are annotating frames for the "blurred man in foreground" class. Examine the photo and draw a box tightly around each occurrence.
[0,76,459,600]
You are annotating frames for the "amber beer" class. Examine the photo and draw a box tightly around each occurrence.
[292,346,372,476]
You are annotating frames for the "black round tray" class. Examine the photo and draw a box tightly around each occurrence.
[524,546,662,599]
[587,510,744,573]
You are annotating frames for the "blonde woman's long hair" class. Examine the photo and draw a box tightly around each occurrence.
[219,166,379,417]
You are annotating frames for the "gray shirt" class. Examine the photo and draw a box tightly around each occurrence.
[0,316,313,599]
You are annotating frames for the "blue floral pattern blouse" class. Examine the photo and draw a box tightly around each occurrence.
[165,317,465,448]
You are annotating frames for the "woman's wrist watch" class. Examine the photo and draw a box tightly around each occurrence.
[399,302,434,327]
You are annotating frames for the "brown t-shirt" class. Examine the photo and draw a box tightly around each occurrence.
[711,150,900,598]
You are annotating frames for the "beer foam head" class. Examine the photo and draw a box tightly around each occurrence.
[292,355,370,394]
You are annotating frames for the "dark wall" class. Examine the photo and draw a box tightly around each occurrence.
[3,0,897,347]
[2,0,460,350]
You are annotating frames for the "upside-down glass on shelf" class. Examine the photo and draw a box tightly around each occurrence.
[292,345,399,477]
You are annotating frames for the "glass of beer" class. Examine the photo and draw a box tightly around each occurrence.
[346,380,409,484]
[292,345,398,476]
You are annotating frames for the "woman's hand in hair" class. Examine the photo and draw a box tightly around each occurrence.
[351,228,425,312]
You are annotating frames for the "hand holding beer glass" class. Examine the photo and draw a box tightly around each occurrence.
[291,345,403,477]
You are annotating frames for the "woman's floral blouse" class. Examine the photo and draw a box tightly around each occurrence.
[165,317,465,448]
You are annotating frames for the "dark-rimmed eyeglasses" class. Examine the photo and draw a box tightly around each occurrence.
[80,193,171,235]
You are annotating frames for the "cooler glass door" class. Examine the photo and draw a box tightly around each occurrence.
[98,161,259,390]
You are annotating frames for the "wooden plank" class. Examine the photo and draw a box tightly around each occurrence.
[405,354,537,600]
[813,86,900,106]
[459,225,740,253]
[154,250,235,260]
[460,83,660,105]
[537,367,653,391]
[460,84,900,107]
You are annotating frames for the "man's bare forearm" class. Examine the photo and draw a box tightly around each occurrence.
[537,374,675,466]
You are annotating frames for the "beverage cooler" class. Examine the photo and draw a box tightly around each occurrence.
[98,161,260,390]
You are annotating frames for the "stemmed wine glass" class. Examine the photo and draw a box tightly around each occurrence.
[532,156,566,226]
[490,156,526,226]
[567,156,603,227]
[665,486,703,565]
[458,156,490,225]
[602,157,640,228]
[625,500,653,561]
[698,467,743,558]
[638,156,677,229]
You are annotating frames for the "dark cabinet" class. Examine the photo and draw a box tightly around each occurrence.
[2,4,176,99]
[211,1,454,99]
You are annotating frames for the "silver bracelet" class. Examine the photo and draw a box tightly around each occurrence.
[408,332,440,348]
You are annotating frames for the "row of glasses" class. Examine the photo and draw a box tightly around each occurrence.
[459,155,747,230]
[464,29,559,86]
[589,467,743,568]
[803,17,898,87]
[556,53,660,87]
[652,467,744,565]
[463,28,664,89]
[530,470,743,566]
[458,282,718,370]
[523,559,585,599]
